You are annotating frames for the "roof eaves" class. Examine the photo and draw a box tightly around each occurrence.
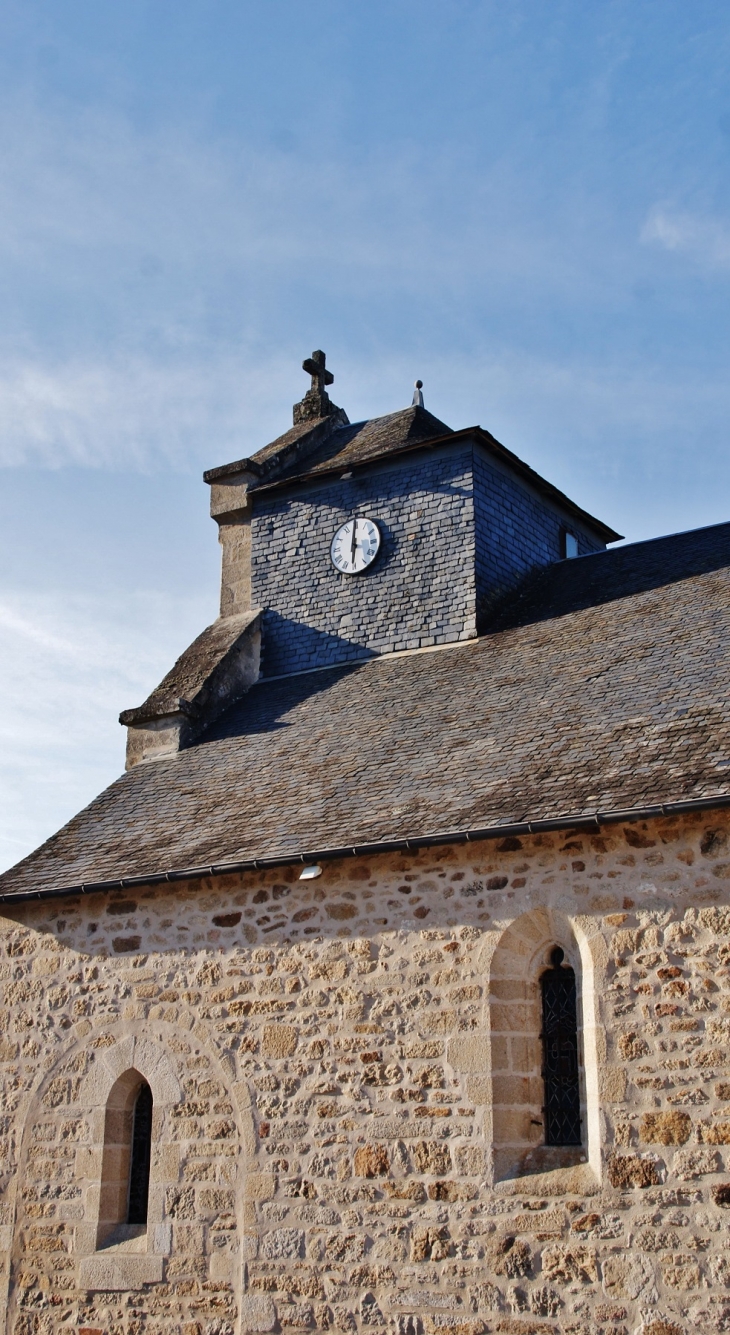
[250,425,622,542]
[204,412,350,486]
[2,791,728,907]
[119,610,261,726]
[250,427,463,494]
[203,456,263,483]
[467,426,623,544]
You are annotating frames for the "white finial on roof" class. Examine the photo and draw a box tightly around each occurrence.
[412,379,424,407]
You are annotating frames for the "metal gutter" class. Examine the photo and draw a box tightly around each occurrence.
[2,791,729,908]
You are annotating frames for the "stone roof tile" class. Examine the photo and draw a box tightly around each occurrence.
[203,406,452,487]
[2,521,729,897]
[120,610,260,725]
[253,405,454,485]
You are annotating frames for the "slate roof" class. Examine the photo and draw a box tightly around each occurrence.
[2,521,729,899]
[254,406,455,485]
[202,406,453,486]
[120,610,260,726]
[487,520,730,631]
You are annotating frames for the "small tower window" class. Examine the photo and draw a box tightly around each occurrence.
[541,947,581,1145]
[127,1082,153,1224]
[563,531,579,559]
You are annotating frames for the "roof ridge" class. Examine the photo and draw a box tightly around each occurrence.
[572,514,730,557]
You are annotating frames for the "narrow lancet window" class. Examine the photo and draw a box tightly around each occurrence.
[127,1081,153,1225]
[541,947,581,1145]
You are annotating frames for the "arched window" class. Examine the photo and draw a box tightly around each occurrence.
[488,910,597,1183]
[98,1072,153,1245]
[127,1082,153,1224]
[541,947,581,1146]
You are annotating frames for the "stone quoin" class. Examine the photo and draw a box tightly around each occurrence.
[1,351,730,1335]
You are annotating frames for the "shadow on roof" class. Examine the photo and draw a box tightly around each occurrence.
[487,521,730,633]
[196,520,730,752]
[196,657,363,746]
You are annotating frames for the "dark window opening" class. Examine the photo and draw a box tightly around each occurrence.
[127,1082,153,1225]
[541,946,581,1145]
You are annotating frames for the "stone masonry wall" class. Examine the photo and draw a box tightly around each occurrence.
[472,450,605,625]
[250,447,477,677]
[1,811,730,1335]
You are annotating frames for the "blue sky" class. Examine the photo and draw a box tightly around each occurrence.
[2,0,730,870]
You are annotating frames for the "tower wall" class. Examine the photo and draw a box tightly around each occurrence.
[473,446,605,626]
[250,445,478,677]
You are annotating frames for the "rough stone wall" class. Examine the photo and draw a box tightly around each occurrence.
[250,447,477,677]
[472,450,605,625]
[1,812,730,1335]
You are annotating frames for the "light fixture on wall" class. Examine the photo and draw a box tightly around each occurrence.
[299,864,322,880]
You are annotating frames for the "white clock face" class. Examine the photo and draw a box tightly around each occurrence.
[330,517,381,574]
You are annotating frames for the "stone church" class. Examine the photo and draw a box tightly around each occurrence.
[1,352,730,1335]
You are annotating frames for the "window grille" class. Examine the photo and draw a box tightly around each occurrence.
[541,947,581,1145]
[127,1082,153,1225]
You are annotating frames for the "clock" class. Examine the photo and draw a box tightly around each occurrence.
[330,517,381,574]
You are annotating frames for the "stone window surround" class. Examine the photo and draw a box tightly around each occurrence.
[449,907,602,1194]
[75,1035,182,1292]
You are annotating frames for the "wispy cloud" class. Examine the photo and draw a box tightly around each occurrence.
[641,206,730,271]
[0,95,624,471]
[0,352,297,469]
[7,96,730,482]
[4,342,730,488]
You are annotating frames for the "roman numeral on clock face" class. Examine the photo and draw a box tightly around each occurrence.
[330,517,381,575]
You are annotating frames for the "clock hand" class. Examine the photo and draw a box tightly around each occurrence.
[350,519,358,564]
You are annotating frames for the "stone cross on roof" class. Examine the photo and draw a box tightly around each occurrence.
[303,350,334,395]
[293,349,341,424]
